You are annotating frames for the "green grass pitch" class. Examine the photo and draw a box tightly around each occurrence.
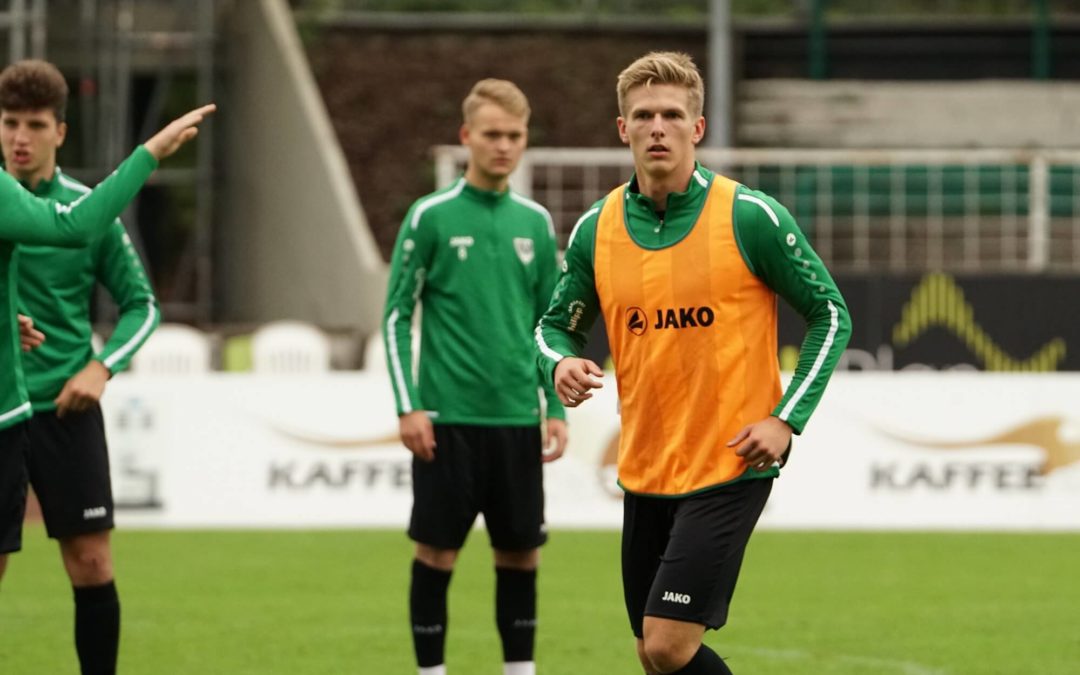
[2,527,1078,674]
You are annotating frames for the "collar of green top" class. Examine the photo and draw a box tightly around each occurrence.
[626,161,714,217]
[5,165,61,196]
[621,162,716,249]
[461,178,512,203]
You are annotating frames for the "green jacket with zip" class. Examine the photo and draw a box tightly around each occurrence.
[17,166,159,411]
[0,146,157,430]
[383,178,565,426]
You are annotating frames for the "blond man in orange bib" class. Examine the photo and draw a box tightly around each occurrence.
[535,52,851,675]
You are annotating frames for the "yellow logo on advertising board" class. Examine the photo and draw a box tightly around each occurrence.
[892,273,1066,371]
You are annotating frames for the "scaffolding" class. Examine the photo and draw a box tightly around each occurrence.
[0,0,46,62]
[7,0,218,324]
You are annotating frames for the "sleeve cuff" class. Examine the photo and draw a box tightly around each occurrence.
[545,404,567,421]
[133,144,161,171]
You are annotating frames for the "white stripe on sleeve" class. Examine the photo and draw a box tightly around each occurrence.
[779,299,840,422]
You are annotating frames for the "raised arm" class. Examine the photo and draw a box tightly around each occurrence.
[0,103,214,247]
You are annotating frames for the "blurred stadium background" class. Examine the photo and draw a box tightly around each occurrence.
[3,1,1080,673]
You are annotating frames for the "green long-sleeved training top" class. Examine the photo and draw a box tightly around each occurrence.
[383,178,565,426]
[0,145,157,430]
[18,167,160,411]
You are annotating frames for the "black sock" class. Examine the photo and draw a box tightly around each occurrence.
[410,559,452,668]
[73,580,120,675]
[670,644,733,675]
[495,566,537,663]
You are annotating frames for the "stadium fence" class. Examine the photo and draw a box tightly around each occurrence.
[434,146,1080,273]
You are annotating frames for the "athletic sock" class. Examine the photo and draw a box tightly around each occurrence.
[503,661,536,675]
[73,580,120,675]
[410,559,452,669]
[669,644,733,675]
[495,566,537,665]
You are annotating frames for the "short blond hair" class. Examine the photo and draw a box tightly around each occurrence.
[462,79,530,124]
[616,51,704,118]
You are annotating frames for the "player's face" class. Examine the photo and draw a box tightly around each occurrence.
[0,108,66,184]
[617,83,705,182]
[461,102,528,191]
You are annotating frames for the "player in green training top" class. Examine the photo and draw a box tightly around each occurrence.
[0,59,161,675]
[536,52,850,675]
[0,62,213,674]
[382,79,568,675]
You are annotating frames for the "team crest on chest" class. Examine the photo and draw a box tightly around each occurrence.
[449,236,474,261]
[513,237,534,265]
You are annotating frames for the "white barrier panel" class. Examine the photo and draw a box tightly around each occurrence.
[765,373,1080,531]
[106,374,410,528]
[104,373,1080,530]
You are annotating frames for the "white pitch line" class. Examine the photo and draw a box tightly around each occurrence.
[724,646,949,675]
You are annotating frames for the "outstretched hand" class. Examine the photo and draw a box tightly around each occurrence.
[144,103,217,161]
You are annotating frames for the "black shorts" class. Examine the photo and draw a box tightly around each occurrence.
[622,477,773,638]
[409,424,546,552]
[27,405,115,539]
[0,422,30,554]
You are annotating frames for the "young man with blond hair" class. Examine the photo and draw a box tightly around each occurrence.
[0,59,165,675]
[383,79,567,675]
[536,52,851,674]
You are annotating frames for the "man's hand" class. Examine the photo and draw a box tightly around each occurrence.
[54,360,111,418]
[553,357,604,407]
[399,410,436,462]
[17,314,44,352]
[543,418,568,463]
[728,416,793,471]
[143,103,217,161]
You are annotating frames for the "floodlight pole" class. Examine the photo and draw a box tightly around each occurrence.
[706,0,733,148]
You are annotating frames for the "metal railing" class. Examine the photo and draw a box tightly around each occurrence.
[434,146,1080,273]
[0,0,46,62]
